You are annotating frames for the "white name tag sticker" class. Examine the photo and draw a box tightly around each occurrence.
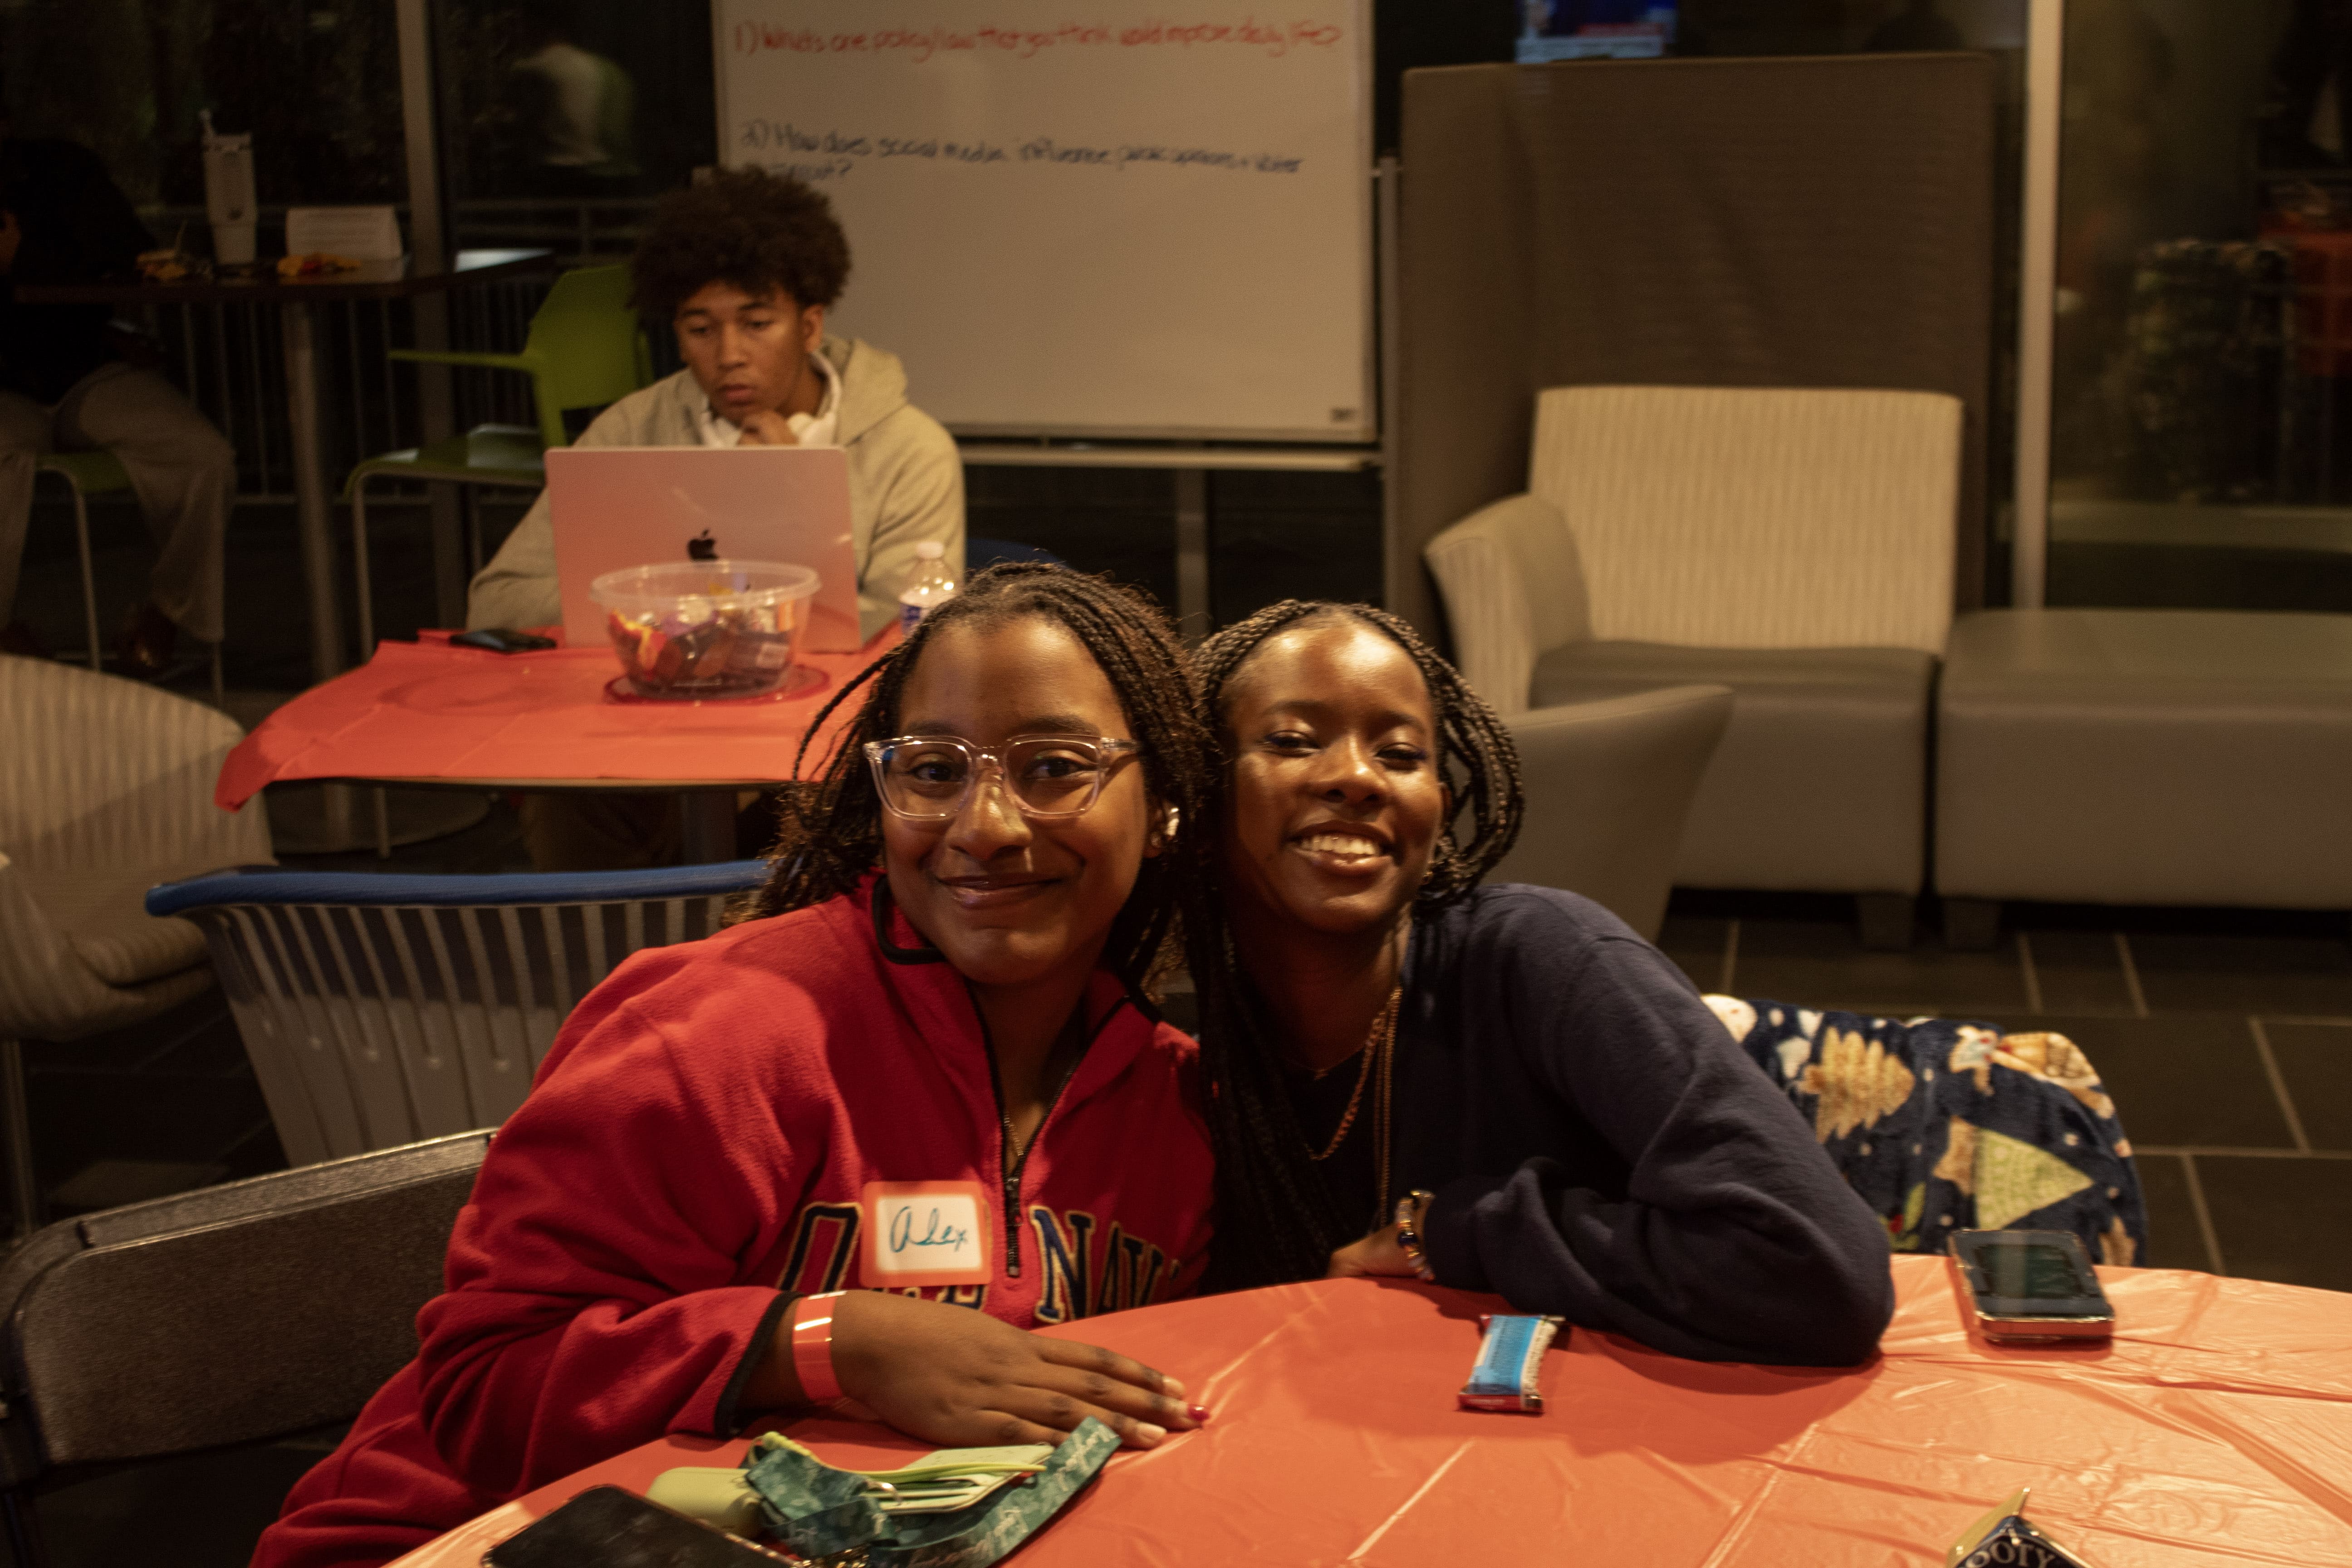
[861,1181,991,1289]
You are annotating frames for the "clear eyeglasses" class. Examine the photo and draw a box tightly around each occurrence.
[862,734,1143,822]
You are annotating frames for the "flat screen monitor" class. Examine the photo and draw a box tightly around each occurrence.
[1515,1,1679,62]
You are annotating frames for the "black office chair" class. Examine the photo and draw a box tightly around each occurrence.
[0,1130,490,1565]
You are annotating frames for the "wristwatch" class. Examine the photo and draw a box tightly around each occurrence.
[1393,1189,1437,1282]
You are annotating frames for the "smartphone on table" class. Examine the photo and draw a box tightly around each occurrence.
[451,628,556,654]
[1947,1229,2115,1343]
[484,1485,788,1566]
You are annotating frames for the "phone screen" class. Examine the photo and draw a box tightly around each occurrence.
[1984,1241,2090,1301]
[452,628,556,654]
[486,1486,779,1567]
[1957,1230,2111,1322]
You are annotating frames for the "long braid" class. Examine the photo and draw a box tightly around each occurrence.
[1188,601,1526,1289]
[730,563,1218,999]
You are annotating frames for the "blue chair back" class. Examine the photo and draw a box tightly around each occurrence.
[147,862,768,1165]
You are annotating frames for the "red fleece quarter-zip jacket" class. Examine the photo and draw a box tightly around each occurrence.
[256,877,1213,1568]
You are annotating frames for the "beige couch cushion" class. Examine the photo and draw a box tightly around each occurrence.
[1492,685,1732,941]
[1422,491,1591,716]
[1938,609,2352,908]
[1534,641,1934,711]
[15,862,214,987]
[1529,385,1961,656]
[1536,642,1935,894]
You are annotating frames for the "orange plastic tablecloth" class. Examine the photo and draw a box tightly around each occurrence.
[388,1255,2352,1567]
[215,632,897,811]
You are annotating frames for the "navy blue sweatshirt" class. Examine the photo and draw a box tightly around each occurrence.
[1286,884,1893,1367]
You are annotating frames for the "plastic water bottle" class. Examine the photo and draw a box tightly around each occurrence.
[897,540,959,635]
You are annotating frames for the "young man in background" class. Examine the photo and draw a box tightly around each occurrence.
[468,167,963,867]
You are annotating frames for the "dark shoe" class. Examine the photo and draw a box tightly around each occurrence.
[113,602,178,678]
[0,620,45,660]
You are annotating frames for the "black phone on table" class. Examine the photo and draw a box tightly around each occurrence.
[450,628,556,654]
[483,1485,786,1566]
[1947,1228,2115,1343]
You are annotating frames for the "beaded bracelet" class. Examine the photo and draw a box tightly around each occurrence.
[788,1290,847,1405]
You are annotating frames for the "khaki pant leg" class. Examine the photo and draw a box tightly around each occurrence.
[55,364,236,643]
[0,391,55,626]
[518,791,682,872]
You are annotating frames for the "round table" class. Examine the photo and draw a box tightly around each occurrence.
[391,1255,2352,1566]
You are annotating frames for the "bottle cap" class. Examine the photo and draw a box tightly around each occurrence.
[915,541,946,560]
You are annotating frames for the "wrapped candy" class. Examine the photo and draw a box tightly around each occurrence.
[604,598,800,699]
[1459,1314,1563,1413]
[1945,1490,2102,1568]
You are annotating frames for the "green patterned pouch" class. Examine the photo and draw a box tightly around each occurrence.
[737,1419,1118,1568]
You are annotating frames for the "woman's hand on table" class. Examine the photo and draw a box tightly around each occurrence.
[1327,1223,1419,1280]
[753,1289,1207,1450]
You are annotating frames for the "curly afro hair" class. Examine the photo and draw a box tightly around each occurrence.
[629,167,851,322]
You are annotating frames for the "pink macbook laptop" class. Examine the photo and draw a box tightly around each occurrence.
[544,446,861,653]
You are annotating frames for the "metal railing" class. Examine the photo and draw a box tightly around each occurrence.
[122,280,552,504]
[114,199,657,504]
[451,197,659,268]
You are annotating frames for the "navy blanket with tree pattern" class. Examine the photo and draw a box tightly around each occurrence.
[1705,997,2146,1266]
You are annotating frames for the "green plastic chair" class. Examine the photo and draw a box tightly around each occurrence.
[34,451,224,702]
[343,265,649,655]
[32,451,125,675]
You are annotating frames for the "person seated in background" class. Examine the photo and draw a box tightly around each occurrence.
[468,166,963,868]
[467,165,962,643]
[1186,600,1895,1366]
[510,0,639,197]
[0,115,237,675]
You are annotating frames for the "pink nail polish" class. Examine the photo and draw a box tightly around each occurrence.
[1187,1404,1212,1424]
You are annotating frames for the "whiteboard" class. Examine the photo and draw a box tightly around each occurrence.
[714,1,1374,442]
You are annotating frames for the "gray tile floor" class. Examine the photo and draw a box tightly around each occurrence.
[1660,891,2352,1294]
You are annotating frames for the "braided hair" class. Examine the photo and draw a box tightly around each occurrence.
[1187,600,1525,1289]
[730,563,1217,999]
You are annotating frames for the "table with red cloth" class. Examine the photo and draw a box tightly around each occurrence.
[215,630,896,812]
[386,1256,2352,1567]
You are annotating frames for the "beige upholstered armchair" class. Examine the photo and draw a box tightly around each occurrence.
[1426,385,1963,947]
[1489,683,1732,942]
[0,656,273,1235]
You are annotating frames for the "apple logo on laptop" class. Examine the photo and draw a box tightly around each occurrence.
[687,529,718,562]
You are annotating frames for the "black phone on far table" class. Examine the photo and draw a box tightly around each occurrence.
[450,627,556,654]
[484,1485,787,1566]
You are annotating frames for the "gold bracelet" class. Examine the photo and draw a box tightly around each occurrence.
[1393,1189,1436,1282]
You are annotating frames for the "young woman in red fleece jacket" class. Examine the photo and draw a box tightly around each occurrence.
[257,565,1220,1568]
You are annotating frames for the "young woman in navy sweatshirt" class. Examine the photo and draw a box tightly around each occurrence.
[258,567,1221,1568]
[1188,602,1894,1367]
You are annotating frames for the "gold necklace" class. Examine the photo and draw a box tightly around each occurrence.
[1373,986,1397,1222]
[1306,985,1402,1163]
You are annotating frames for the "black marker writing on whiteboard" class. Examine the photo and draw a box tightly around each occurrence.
[1020,138,1113,167]
[737,120,868,157]
[745,128,1303,179]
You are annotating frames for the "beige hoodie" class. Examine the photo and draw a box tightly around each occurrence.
[466,335,964,642]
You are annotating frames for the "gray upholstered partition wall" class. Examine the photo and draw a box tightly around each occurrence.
[1393,54,1997,645]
